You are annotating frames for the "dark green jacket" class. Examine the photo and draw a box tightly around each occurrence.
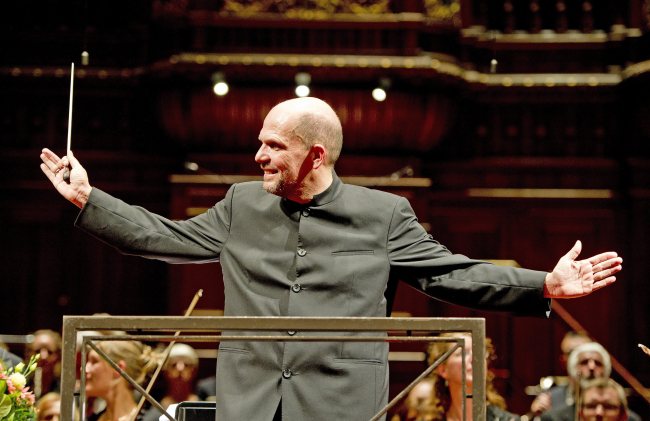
[76,173,549,421]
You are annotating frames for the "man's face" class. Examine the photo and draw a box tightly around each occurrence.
[576,351,606,380]
[164,356,197,383]
[560,336,590,368]
[580,387,625,421]
[30,334,60,369]
[256,108,312,201]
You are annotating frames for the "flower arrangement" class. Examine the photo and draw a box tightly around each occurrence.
[0,354,39,421]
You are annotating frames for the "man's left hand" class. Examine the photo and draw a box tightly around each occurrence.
[544,240,622,299]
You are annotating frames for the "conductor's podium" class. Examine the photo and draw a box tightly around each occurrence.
[60,315,487,421]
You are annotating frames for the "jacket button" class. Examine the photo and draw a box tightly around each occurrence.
[297,248,307,257]
[291,284,302,293]
[282,369,292,379]
[301,208,310,217]
[287,330,297,336]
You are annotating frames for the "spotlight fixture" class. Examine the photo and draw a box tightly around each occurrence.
[490,58,498,73]
[294,72,311,97]
[372,77,391,102]
[211,72,229,96]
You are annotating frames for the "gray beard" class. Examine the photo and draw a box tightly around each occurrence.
[263,174,289,197]
[264,174,307,201]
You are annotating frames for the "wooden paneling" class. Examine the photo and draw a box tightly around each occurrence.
[156,86,457,153]
[418,197,624,413]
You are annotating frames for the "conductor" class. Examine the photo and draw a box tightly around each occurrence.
[40,97,622,421]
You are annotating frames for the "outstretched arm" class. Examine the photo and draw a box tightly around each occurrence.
[543,240,622,299]
[40,148,92,209]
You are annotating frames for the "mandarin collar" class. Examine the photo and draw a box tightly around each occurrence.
[281,170,342,209]
[309,170,341,206]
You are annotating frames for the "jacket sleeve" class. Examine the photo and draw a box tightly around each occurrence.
[387,196,551,317]
[74,186,234,264]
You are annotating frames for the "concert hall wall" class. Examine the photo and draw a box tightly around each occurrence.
[1,0,649,415]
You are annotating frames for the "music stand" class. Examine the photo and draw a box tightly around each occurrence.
[175,401,216,421]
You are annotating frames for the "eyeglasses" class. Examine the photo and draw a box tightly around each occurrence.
[577,358,604,367]
[582,402,621,413]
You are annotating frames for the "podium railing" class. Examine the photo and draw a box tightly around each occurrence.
[61,316,486,420]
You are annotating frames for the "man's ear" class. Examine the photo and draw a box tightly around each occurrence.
[311,144,327,169]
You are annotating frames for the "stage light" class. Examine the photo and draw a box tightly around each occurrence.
[295,84,310,97]
[184,161,199,172]
[490,58,498,73]
[372,87,387,102]
[372,78,391,102]
[211,72,229,96]
[295,72,311,97]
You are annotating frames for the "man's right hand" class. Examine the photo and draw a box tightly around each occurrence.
[40,148,92,209]
[530,391,552,414]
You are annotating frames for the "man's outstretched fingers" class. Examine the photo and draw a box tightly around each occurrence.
[587,252,619,266]
[592,276,617,291]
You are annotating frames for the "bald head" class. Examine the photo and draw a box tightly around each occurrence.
[269,97,343,166]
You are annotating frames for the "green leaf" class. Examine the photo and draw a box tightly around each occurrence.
[0,394,13,418]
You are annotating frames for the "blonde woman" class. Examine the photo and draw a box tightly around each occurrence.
[425,333,519,421]
[85,341,159,421]
[36,392,61,421]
